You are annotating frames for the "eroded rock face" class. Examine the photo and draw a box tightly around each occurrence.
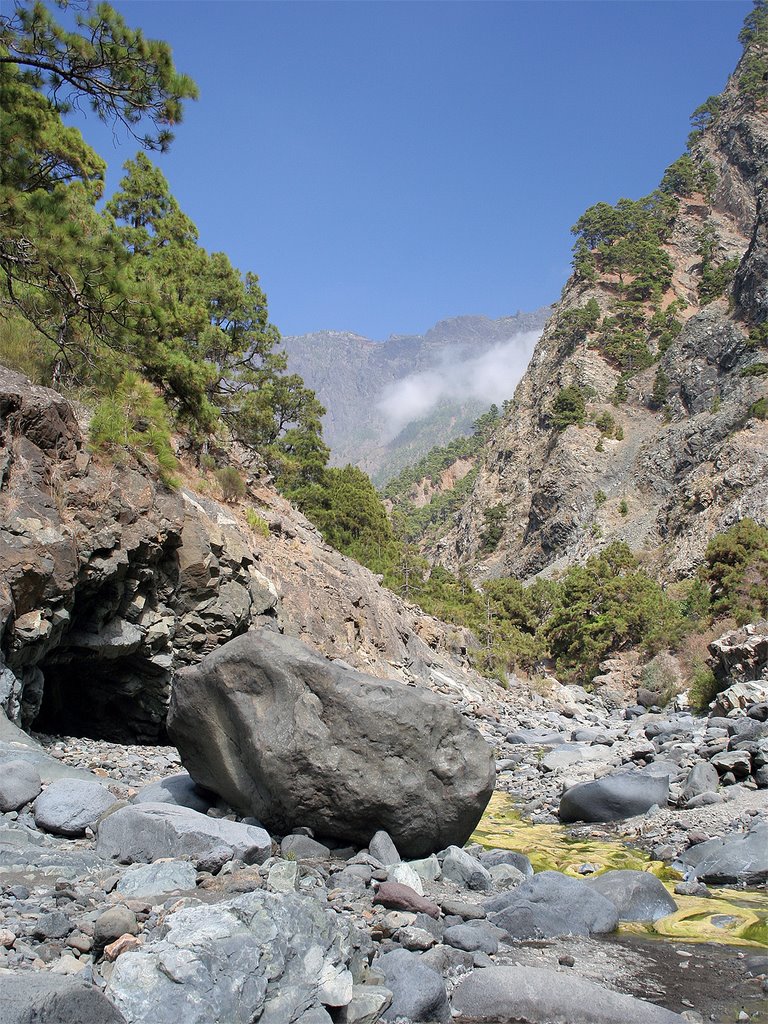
[426,45,768,586]
[168,629,496,858]
[0,367,277,742]
[709,621,768,706]
[0,364,493,744]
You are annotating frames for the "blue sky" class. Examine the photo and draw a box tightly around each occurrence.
[74,1,750,340]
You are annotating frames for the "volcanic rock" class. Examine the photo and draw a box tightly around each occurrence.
[168,629,495,858]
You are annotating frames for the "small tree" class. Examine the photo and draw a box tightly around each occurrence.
[550,386,586,431]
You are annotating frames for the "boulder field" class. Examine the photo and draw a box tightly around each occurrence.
[167,629,496,858]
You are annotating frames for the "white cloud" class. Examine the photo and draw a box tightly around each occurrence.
[376,329,540,440]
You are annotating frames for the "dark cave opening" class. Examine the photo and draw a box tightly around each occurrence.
[32,656,171,746]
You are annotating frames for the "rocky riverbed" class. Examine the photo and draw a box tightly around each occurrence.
[1,648,767,1024]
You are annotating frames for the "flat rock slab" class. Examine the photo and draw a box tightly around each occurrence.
[168,629,495,858]
[541,743,613,772]
[585,869,677,922]
[96,802,272,866]
[2,973,127,1024]
[106,891,357,1024]
[451,966,686,1023]
[34,778,118,836]
[486,870,618,939]
[0,713,94,782]
[559,771,669,823]
[115,860,199,899]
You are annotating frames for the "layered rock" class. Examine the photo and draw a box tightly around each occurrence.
[168,629,496,857]
[708,621,768,705]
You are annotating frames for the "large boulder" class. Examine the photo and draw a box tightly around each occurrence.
[680,823,768,885]
[167,629,495,858]
[559,771,669,823]
[106,891,361,1024]
[450,966,686,1023]
[34,778,118,836]
[95,802,272,866]
[584,870,677,922]
[486,870,618,938]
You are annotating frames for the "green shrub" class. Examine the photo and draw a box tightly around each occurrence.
[594,489,607,508]
[741,363,768,377]
[689,663,720,714]
[640,653,681,707]
[748,321,768,348]
[651,368,671,409]
[619,499,629,516]
[748,397,768,420]
[0,313,57,384]
[215,466,246,503]
[551,386,586,430]
[594,412,616,436]
[544,542,684,682]
[611,376,629,405]
[90,373,178,486]
[703,518,768,623]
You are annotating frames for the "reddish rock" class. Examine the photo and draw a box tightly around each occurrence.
[373,882,441,919]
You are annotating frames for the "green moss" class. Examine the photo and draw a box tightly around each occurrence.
[473,793,768,948]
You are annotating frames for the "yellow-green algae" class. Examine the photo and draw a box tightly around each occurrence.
[472,792,768,948]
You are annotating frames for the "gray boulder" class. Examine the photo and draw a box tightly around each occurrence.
[681,762,719,803]
[486,870,618,938]
[94,906,138,949]
[559,771,669,823]
[440,845,492,891]
[2,974,127,1024]
[680,824,768,885]
[133,772,215,813]
[281,833,331,860]
[585,870,677,921]
[116,860,198,899]
[107,891,358,1024]
[541,743,612,772]
[450,966,686,1023]
[443,921,500,955]
[168,629,495,858]
[376,948,450,1023]
[0,758,42,810]
[34,778,118,836]
[369,830,401,865]
[96,802,271,866]
[478,848,534,876]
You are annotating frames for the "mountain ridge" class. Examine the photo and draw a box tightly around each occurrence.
[281,307,551,484]
[419,34,767,584]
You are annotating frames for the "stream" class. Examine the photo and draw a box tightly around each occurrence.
[473,792,768,948]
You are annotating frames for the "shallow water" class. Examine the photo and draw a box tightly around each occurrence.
[472,792,768,948]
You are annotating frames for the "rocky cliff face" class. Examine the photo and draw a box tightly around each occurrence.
[430,47,768,584]
[0,366,489,744]
[282,309,550,485]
